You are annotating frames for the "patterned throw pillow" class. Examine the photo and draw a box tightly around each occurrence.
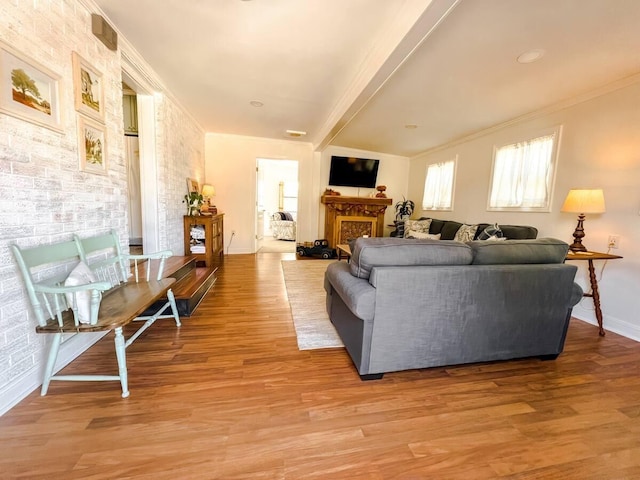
[478,223,504,240]
[403,219,432,238]
[453,224,478,242]
[406,231,441,240]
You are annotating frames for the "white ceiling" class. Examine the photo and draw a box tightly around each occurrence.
[94,0,640,157]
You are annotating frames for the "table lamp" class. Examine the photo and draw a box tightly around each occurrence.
[561,188,605,252]
[201,184,217,214]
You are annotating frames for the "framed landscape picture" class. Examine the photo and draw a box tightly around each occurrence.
[0,41,63,132]
[72,52,104,123]
[78,115,107,175]
[187,177,200,194]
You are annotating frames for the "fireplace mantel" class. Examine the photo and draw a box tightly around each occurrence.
[321,195,392,248]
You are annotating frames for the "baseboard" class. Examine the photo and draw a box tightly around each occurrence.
[0,331,107,416]
[572,308,640,342]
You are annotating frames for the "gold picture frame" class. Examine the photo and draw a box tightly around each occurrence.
[187,177,200,194]
[78,115,107,175]
[0,41,63,132]
[72,52,104,123]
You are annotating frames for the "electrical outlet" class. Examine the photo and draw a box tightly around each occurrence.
[608,234,620,249]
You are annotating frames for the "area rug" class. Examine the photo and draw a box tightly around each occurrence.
[281,259,344,350]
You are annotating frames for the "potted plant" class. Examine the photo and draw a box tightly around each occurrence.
[184,191,204,216]
[395,197,415,221]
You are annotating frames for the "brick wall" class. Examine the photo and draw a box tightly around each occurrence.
[0,0,204,414]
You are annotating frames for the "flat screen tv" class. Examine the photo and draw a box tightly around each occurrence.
[328,156,380,188]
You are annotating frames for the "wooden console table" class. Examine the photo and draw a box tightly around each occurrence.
[566,250,622,336]
[321,195,392,248]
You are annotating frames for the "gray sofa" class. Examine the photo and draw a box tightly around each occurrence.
[324,237,583,380]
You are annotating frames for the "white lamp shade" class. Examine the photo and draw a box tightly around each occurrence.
[561,189,605,214]
[201,184,216,197]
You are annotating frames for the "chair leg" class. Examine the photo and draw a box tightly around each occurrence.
[113,327,129,398]
[167,289,181,327]
[41,333,62,396]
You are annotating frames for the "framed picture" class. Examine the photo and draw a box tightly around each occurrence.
[187,177,200,194]
[78,115,107,175]
[72,52,104,123]
[0,41,63,132]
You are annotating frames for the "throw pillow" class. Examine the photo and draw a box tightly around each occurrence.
[403,219,432,238]
[478,223,504,240]
[64,261,100,324]
[406,231,441,240]
[486,235,507,241]
[453,224,478,242]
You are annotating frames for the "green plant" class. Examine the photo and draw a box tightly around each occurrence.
[183,191,204,216]
[395,197,415,220]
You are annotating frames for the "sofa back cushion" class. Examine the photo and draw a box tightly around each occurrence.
[349,237,473,279]
[468,237,568,265]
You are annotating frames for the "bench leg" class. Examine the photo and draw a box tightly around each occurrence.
[41,333,63,396]
[167,289,181,327]
[113,327,129,398]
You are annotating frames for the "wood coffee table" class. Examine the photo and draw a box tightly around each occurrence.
[336,244,351,262]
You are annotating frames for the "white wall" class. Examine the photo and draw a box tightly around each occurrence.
[320,146,410,232]
[0,0,204,414]
[205,133,315,253]
[408,81,640,340]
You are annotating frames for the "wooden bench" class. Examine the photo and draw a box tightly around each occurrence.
[11,230,181,398]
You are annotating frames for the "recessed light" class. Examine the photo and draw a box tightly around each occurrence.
[285,130,306,137]
[404,124,418,129]
[517,49,545,64]
[249,100,263,107]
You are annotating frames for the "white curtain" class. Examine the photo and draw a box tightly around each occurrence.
[422,160,455,210]
[489,134,555,209]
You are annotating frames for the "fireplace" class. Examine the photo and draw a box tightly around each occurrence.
[321,195,392,248]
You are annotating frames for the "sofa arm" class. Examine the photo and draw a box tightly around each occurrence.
[570,282,584,307]
[325,261,376,322]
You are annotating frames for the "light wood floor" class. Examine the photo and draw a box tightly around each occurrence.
[2,253,640,479]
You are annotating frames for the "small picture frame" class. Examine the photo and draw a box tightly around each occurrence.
[78,115,107,175]
[0,41,63,132]
[187,177,200,194]
[72,52,104,123]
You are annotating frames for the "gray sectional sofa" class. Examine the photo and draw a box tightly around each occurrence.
[324,237,583,380]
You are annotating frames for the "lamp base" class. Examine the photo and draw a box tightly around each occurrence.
[569,214,588,252]
[568,242,587,252]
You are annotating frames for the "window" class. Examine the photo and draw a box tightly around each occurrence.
[422,159,455,210]
[488,128,560,211]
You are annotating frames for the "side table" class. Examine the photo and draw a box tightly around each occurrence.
[565,250,622,336]
[336,244,351,262]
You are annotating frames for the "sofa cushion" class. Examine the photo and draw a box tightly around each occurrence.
[440,221,463,240]
[468,237,569,265]
[350,237,473,279]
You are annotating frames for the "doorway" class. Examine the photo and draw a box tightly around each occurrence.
[256,158,299,253]
[123,83,142,252]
